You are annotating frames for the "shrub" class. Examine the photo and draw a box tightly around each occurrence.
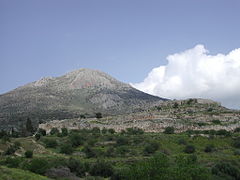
[212,120,221,124]
[233,137,240,148]
[126,127,144,135]
[0,130,8,139]
[173,102,179,108]
[96,112,102,119]
[164,126,174,134]
[143,141,159,155]
[178,138,187,145]
[69,133,84,147]
[38,128,46,136]
[35,133,41,141]
[89,160,114,177]
[4,144,19,155]
[212,162,240,180]
[184,145,195,154]
[25,150,33,158]
[116,146,128,156]
[4,157,22,168]
[234,149,240,156]
[26,158,49,175]
[204,144,215,153]
[50,128,60,135]
[91,127,101,134]
[82,145,95,158]
[67,158,88,177]
[116,136,129,146]
[101,128,108,134]
[108,129,115,134]
[234,127,240,133]
[60,143,73,154]
[216,129,230,136]
[44,138,58,148]
[61,128,68,136]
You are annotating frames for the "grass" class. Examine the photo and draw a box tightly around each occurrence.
[0,166,51,180]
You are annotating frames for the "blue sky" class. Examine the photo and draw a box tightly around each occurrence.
[1,0,240,100]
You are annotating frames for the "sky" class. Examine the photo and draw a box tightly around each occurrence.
[1,0,240,108]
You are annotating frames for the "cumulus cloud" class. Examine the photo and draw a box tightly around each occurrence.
[131,45,240,109]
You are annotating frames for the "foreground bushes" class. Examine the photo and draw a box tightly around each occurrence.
[122,153,211,180]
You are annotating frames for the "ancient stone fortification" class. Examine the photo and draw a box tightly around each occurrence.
[39,99,240,133]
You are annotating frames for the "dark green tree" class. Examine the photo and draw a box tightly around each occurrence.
[26,118,34,134]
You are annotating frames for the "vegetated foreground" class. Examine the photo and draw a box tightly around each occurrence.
[1,127,240,180]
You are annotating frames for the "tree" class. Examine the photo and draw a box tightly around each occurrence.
[164,127,174,134]
[108,128,115,134]
[35,133,41,141]
[184,145,195,154]
[50,128,59,135]
[25,150,33,158]
[61,128,68,136]
[89,160,114,177]
[60,144,73,154]
[38,128,46,136]
[96,112,102,119]
[26,117,34,134]
[204,144,215,153]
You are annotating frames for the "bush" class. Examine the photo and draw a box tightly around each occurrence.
[204,144,215,153]
[82,145,95,158]
[35,133,41,141]
[212,162,240,179]
[60,144,73,154]
[212,120,221,124]
[61,128,68,136]
[116,146,128,156]
[43,138,58,148]
[233,137,240,148]
[116,136,129,146]
[50,128,60,135]
[101,128,108,134]
[91,127,101,134]
[234,127,240,133]
[25,158,49,175]
[178,138,187,145]
[184,145,195,154]
[69,133,84,147]
[216,129,230,136]
[4,157,22,168]
[67,158,88,177]
[108,129,115,134]
[164,126,174,134]
[25,150,33,158]
[96,112,102,119]
[126,127,144,135]
[4,144,19,155]
[143,141,159,155]
[38,128,46,136]
[89,160,114,177]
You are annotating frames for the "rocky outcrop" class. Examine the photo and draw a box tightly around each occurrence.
[39,98,240,133]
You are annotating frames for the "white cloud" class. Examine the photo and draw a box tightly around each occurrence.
[131,45,240,109]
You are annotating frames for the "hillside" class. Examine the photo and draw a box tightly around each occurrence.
[0,127,240,179]
[0,68,166,133]
[40,98,240,133]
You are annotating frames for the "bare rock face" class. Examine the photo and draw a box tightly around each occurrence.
[0,68,166,133]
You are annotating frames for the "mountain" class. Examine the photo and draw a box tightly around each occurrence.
[0,68,166,133]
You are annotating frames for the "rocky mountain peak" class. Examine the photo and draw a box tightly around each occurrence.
[61,68,131,90]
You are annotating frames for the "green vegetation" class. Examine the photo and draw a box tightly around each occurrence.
[0,127,240,179]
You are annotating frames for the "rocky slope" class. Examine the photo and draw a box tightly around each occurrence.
[0,68,166,133]
[39,98,240,133]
